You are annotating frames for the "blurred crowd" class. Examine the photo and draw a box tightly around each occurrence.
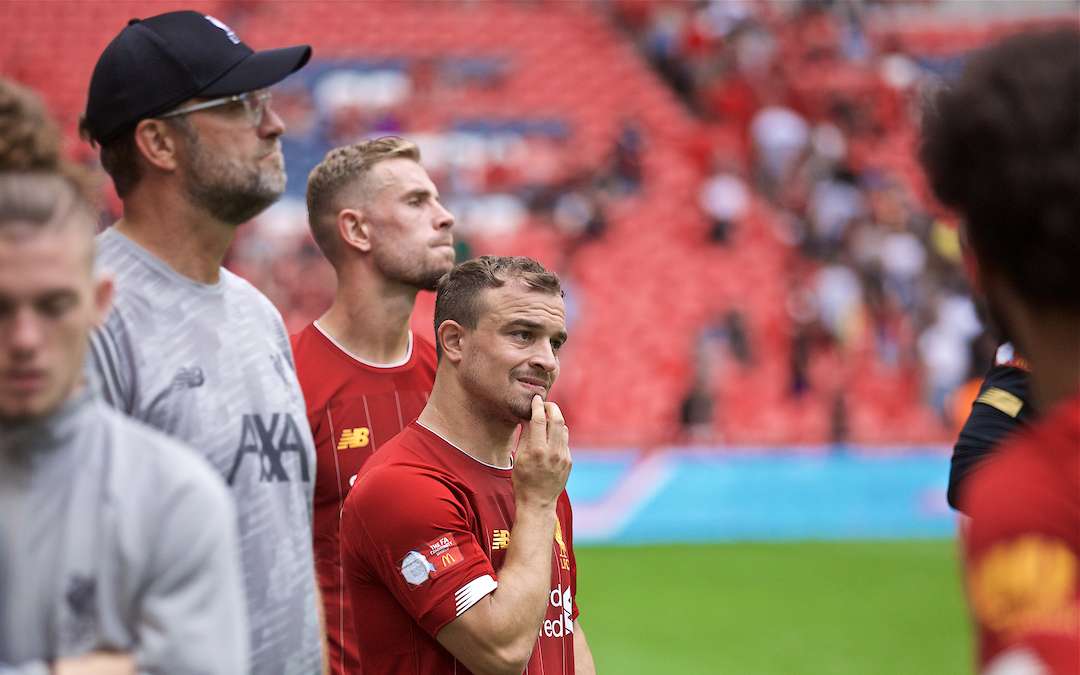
[203,0,1068,435]
[618,0,999,426]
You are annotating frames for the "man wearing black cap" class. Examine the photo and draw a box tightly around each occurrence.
[79,12,323,674]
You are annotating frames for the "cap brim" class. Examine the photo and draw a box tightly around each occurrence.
[201,44,312,96]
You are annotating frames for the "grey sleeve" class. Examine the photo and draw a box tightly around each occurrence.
[88,311,137,415]
[135,465,250,675]
[0,661,50,675]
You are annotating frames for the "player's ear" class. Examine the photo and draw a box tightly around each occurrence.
[338,208,373,254]
[133,118,181,172]
[91,271,115,328]
[437,320,465,364]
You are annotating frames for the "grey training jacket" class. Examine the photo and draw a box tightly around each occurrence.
[0,390,249,674]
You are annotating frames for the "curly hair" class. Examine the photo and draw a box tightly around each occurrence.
[920,27,1080,309]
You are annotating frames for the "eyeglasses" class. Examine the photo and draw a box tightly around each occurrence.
[157,90,272,127]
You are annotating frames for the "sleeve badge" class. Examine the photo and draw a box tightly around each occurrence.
[399,533,467,588]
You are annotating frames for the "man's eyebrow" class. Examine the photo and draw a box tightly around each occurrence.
[505,319,568,343]
[403,187,435,200]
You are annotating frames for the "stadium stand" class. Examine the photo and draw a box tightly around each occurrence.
[3,0,1074,447]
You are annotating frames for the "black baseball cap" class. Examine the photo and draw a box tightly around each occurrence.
[85,10,311,146]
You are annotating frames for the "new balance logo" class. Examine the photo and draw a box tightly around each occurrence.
[172,366,204,390]
[492,529,510,550]
[338,427,370,450]
[227,413,310,484]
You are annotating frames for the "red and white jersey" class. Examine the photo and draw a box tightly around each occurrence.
[961,393,1079,675]
[291,323,437,675]
[341,422,578,675]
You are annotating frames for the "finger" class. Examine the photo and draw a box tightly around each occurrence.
[544,401,565,426]
[528,395,546,442]
[544,401,565,443]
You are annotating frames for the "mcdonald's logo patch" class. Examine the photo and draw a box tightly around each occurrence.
[426,533,464,574]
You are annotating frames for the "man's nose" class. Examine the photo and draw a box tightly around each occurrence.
[258,105,286,139]
[434,201,455,230]
[529,340,558,373]
[9,307,42,354]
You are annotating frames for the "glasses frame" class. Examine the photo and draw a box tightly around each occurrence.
[156,90,272,127]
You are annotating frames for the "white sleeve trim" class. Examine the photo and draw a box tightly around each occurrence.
[454,574,498,616]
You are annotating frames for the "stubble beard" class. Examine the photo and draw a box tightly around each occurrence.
[375,245,455,292]
[459,357,540,426]
[182,138,286,226]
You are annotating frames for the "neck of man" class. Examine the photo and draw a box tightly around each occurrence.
[318,262,419,365]
[990,273,1080,412]
[116,183,238,285]
[1011,307,1080,414]
[418,374,518,469]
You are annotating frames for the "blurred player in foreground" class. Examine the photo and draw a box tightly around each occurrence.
[292,137,455,675]
[921,28,1079,674]
[341,256,596,674]
[79,11,323,673]
[0,79,247,675]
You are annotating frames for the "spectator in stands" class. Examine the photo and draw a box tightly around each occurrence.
[0,77,248,675]
[77,12,323,673]
[750,103,809,202]
[612,123,644,195]
[917,292,982,420]
[814,256,862,347]
[643,6,694,103]
[807,168,864,257]
[680,374,716,445]
[879,227,926,312]
[699,159,750,244]
[723,310,753,367]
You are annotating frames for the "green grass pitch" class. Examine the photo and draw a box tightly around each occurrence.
[575,541,972,675]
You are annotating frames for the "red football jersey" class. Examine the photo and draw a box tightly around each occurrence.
[341,422,578,675]
[961,393,1079,675]
[291,324,437,675]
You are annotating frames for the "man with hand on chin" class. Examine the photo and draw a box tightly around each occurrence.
[341,255,597,674]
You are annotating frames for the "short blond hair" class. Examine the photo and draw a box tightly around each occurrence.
[305,136,420,263]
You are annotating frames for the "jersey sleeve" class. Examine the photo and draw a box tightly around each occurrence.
[343,465,498,638]
[88,310,137,415]
[948,362,1031,510]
